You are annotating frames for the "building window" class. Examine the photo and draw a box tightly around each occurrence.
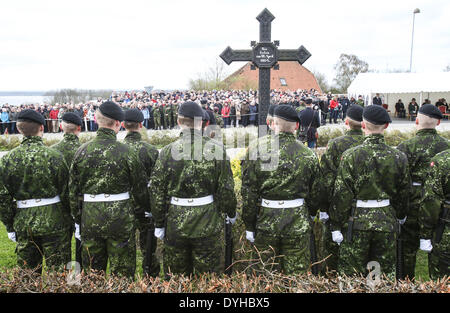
[280,78,287,86]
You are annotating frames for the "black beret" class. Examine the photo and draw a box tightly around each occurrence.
[17,109,45,125]
[268,105,276,117]
[274,105,300,123]
[305,98,313,105]
[363,105,392,125]
[62,112,83,126]
[418,104,443,120]
[99,101,124,121]
[346,105,364,122]
[178,101,204,119]
[206,110,216,125]
[124,108,144,123]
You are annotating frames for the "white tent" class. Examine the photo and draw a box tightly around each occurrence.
[347,72,450,113]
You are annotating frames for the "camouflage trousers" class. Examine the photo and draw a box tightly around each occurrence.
[399,219,420,279]
[252,231,312,275]
[428,231,450,280]
[163,232,224,276]
[81,232,136,278]
[154,116,162,129]
[338,230,397,279]
[138,217,160,277]
[16,230,71,271]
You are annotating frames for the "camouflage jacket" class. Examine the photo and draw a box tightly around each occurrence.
[241,132,323,236]
[215,113,223,127]
[320,129,365,211]
[51,133,81,167]
[123,131,159,180]
[397,129,450,219]
[0,136,71,235]
[69,128,150,228]
[330,134,411,232]
[149,128,236,239]
[419,149,450,239]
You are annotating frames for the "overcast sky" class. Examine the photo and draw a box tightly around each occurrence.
[0,0,449,91]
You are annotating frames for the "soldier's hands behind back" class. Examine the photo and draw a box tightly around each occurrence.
[419,239,432,253]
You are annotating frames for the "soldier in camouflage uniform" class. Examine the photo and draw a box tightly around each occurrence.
[396,104,449,279]
[319,105,364,272]
[0,110,71,271]
[150,101,236,276]
[418,149,450,279]
[51,112,83,266]
[330,105,411,279]
[241,105,323,275]
[122,109,160,277]
[162,104,170,129]
[51,112,82,166]
[153,104,162,130]
[69,101,150,278]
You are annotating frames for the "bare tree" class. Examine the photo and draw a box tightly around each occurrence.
[333,54,369,93]
[311,70,329,94]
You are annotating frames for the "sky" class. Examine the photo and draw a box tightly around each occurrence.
[0,0,449,91]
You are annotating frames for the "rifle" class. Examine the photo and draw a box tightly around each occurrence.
[76,195,83,269]
[396,221,404,280]
[224,219,233,275]
[143,216,155,276]
[435,201,449,244]
[310,228,318,275]
[346,200,357,243]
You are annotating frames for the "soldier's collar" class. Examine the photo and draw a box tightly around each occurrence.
[416,128,437,135]
[124,131,142,141]
[63,133,79,141]
[346,128,363,136]
[364,133,385,144]
[21,136,44,145]
[96,127,117,140]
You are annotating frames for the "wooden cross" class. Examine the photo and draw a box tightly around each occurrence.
[220,8,311,130]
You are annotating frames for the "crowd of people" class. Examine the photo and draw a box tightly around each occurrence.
[0,88,380,135]
[1,90,449,136]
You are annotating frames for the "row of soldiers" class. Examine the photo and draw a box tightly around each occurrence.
[0,100,448,281]
[151,102,179,130]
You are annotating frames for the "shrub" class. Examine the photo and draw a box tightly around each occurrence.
[0,267,447,293]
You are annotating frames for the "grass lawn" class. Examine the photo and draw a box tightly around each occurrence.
[0,221,430,281]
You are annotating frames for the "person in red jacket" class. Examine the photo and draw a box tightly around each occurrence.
[329,96,339,124]
[221,102,230,128]
[49,106,59,133]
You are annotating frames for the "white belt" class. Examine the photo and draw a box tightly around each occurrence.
[356,199,390,208]
[170,195,214,206]
[412,182,422,186]
[83,192,130,202]
[261,198,304,208]
[17,195,61,209]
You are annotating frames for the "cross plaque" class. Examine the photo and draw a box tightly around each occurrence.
[220,8,311,131]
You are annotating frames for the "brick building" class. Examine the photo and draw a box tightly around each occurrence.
[225,61,322,93]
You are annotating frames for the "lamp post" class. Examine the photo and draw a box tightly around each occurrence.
[409,8,420,72]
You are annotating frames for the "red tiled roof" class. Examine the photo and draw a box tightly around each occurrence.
[226,61,322,93]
